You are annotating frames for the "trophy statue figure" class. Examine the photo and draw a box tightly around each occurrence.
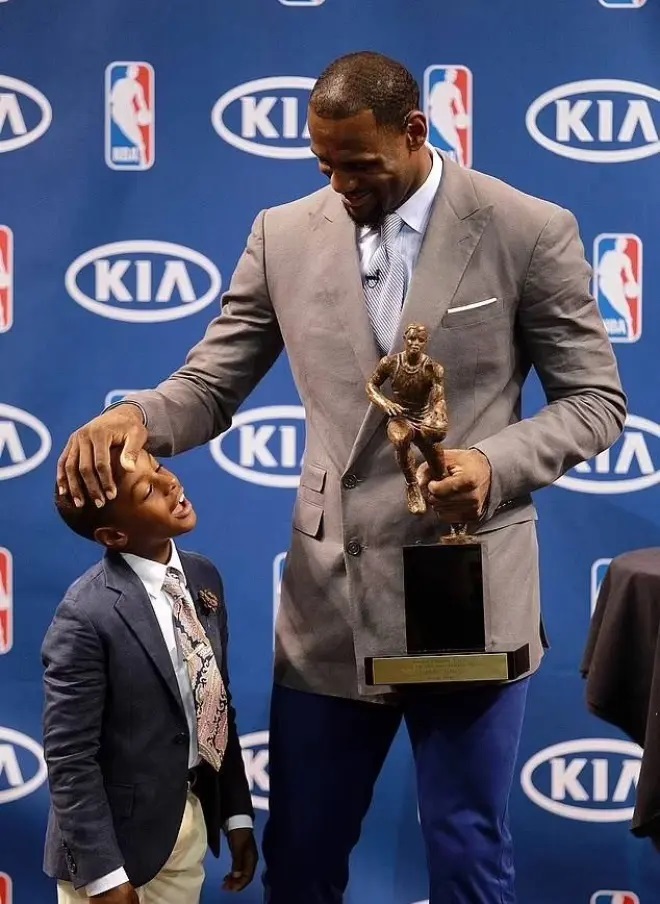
[362,322,530,688]
[366,322,447,515]
[366,322,469,543]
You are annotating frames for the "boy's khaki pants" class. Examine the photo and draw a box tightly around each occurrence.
[56,791,207,904]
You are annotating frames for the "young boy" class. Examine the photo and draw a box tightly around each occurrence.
[42,449,257,903]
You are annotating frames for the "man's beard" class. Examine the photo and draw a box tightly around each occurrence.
[345,202,385,230]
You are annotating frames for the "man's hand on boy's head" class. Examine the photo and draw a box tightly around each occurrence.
[57,404,148,509]
[222,827,258,892]
[90,881,139,902]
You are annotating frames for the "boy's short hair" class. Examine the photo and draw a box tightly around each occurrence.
[54,448,122,541]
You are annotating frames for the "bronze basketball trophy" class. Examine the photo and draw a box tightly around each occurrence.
[363,322,529,686]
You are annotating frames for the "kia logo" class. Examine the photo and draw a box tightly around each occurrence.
[0,727,47,804]
[0,76,52,153]
[210,405,305,488]
[520,738,642,822]
[211,76,316,159]
[240,730,269,811]
[555,414,660,494]
[0,404,51,480]
[526,79,660,163]
[65,241,221,323]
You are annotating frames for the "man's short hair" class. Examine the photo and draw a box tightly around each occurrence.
[310,51,420,130]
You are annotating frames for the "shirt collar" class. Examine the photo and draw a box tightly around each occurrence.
[396,144,442,234]
[121,541,186,599]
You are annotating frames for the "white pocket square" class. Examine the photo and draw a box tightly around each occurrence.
[447,297,498,314]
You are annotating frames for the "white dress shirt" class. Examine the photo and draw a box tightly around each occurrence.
[357,144,443,288]
[86,542,252,896]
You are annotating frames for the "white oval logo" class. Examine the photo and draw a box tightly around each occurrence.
[65,241,221,323]
[526,79,660,163]
[555,414,660,494]
[520,738,642,822]
[0,404,51,481]
[240,730,269,811]
[210,405,305,488]
[0,727,47,804]
[211,76,316,159]
[0,76,52,153]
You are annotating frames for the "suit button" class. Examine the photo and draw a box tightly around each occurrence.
[342,474,358,489]
[174,732,187,745]
[346,539,362,556]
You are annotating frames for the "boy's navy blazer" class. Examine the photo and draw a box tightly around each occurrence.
[41,548,253,891]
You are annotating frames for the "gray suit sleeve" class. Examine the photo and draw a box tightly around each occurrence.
[42,599,124,887]
[126,210,284,456]
[474,207,627,518]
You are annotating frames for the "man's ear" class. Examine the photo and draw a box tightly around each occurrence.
[94,526,128,550]
[404,110,428,152]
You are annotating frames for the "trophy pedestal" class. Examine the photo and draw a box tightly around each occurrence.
[365,540,530,686]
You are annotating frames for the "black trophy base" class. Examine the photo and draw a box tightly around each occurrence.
[365,644,531,686]
[364,540,530,685]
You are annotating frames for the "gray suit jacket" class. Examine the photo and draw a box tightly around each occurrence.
[42,550,253,889]
[128,152,626,701]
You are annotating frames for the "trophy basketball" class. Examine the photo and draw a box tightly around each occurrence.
[363,322,530,686]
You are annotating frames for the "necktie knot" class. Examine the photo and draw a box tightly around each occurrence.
[380,212,403,250]
[163,567,186,602]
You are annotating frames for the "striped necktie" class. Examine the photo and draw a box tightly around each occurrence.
[364,213,407,355]
[162,567,228,771]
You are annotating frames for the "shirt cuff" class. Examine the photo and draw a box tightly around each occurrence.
[85,867,129,896]
[224,815,254,833]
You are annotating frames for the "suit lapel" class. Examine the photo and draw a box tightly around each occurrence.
[105,552,184,712]
[313,191,383,387]
[347,153,493,468]
[398,158,493,338]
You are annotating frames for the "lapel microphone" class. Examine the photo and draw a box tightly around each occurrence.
[365,270,380,287]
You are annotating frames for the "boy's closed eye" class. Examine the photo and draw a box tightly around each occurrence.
[142,463,162,500]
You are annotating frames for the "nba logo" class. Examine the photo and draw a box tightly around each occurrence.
[590,893,639,904]
[598,0,646,7]
[593,234,642,343]
[272,552,286,649]
[423,65,472,168]
[105,62,155,170]
[591,558,612,616]
[0,227,13,334]
[0,873,12,904]
[0,549,12,654]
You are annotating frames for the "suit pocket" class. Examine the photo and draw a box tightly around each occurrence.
[293,463,326,538]
[105,783,134,819]
[292,496,323,538]
[442,296,504,329]
[300,463,326,493]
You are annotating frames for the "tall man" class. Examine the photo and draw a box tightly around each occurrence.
[58,52,626,903]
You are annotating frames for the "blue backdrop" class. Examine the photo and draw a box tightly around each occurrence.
[1,1,660,903]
